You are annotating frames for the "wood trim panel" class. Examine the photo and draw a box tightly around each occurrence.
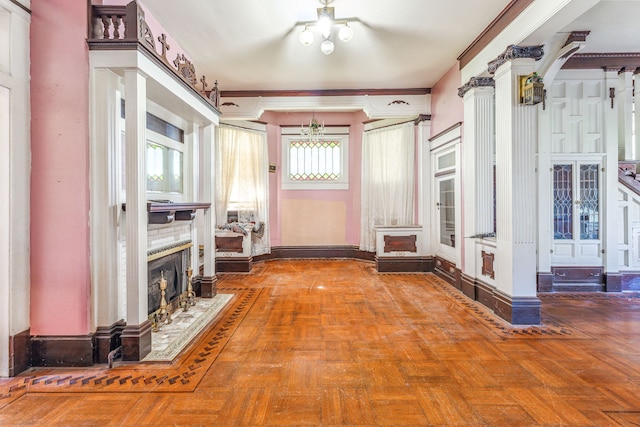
[460,273,476,300]
[9,329,30,376]
[481,250,495,279]
[200,275,218,298]
[494,292,541,325]
[429,122,462,143]
[562,53,640,71]
[383,235,417,253]
[220,88,431,98]
[95,320,126,364]
[551,266,604,284]
[31,335,95,367]
[457,0,534,68]
[604,273,622,292]
[120,320,152,362]
[434,257,459,289]
[216,236,244,253]
[254,246,376,262]
[216,257,252,273]
[537,272,554,292]
[375,256,433,273]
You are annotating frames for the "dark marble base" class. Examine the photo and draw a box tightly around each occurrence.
[605,273,622,292]
[31,334,94,367]
[536,272,554,292]
[120,320,152,362]
[494,291,541,325]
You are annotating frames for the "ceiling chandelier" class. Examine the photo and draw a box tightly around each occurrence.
[299,0,354,55]
[300,113,325,142]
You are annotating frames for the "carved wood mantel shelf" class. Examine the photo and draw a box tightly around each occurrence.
[122,202,211,224]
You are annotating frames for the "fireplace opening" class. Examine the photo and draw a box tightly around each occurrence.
[147,243,190,315]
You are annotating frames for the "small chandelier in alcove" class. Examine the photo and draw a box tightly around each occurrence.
[299,0,354,55]
[300,112,325,142]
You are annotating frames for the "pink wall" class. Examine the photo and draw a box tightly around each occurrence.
[430,63,464,138]
[260,111,367,246]
[30,1,91,335]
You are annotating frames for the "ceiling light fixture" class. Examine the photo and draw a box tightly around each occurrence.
[299,0,354,55]
[300,113,325,142]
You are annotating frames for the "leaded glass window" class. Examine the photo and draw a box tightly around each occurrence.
[579,164,599,240]
[439,178,455,247]
[289,139,341,181]
[553,164,573,240]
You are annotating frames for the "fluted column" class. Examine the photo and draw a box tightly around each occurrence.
[493,51,542,324]
[635,72,640,161]
[121,69,151,361]
[199,123,217,297]
[618,70,634,159]
[460,78,495,286]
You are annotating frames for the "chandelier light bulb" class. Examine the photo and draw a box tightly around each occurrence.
[317,9,332,38]
[299,26,314,46]
[338,23,353,42]
[320,38,334,55]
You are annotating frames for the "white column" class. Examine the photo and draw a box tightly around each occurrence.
[417,119,432,256]
[190,124,200,275]
[618,70,634,159]
[494,59,539,301]
[200,123,216,277]
[0,2,30,376]
[124,70,148,326]
[605,70,621,285]
[635,72,640,161]
[462,82,495,277]
[90,69,121,330]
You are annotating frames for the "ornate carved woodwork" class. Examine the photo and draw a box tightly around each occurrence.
[457,77,495,98]
[487,45,544,74]
[383,235,417,253]
[88,1,219,112]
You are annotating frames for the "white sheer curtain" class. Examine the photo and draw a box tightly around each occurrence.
[359,122,415,252]
[215,125,270,255]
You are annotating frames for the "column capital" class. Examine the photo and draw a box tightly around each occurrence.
[458,76,495,98]
[488,45,544,74]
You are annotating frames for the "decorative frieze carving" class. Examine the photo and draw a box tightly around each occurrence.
[89,1,220,111]
[487,45,544,74]
[457,76,495,98]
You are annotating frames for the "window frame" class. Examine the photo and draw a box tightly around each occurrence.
[281,126,350,190]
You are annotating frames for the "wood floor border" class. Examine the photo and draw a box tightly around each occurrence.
[0,286,261,401]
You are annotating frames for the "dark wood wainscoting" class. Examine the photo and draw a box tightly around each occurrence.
[435,256,541,325]
[31,335,95,367]
[376,256,433,273]
[95,320,126,364]
[120,320,153,362]
[216,257,252,273]
[254,246,376,262]
[9,329,30,377]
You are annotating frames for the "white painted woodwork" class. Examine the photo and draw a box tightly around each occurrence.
[618,71,634,159]
[90,69,121,329]
[604,70,620,274]
[219,94,430,120]
[494,59,538,298]
[417,120,433,257]
[617,185,640,270]
[0,0,30,377]
[375,226,423,258]
[462,86,495,276]
[430,126,461,264]
[200,124,216,277]
[124,70,149,326]
[635,74,640,161]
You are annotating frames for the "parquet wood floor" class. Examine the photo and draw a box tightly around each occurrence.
[1,259,640,426]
